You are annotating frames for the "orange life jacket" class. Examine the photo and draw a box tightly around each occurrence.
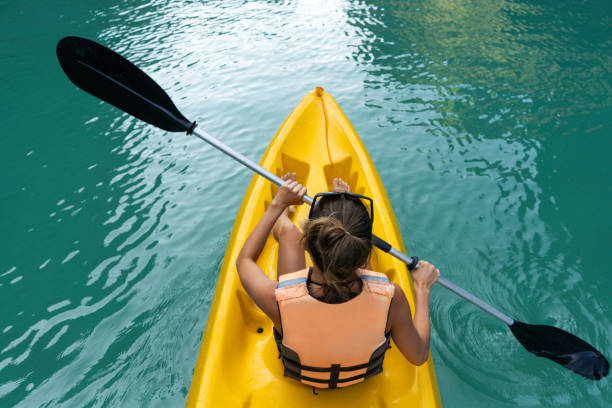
[274,267,394,389]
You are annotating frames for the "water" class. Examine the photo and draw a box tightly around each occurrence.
[1,0,610,406]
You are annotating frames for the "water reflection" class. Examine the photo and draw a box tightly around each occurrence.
[346,0,611,405]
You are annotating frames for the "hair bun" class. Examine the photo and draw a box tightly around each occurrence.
[318,219,349,246]
[300,198,373,302]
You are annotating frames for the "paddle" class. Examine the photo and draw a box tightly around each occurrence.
[56,36,609,381]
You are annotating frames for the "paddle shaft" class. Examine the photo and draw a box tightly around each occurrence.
[192,127,313,203]
[191,126,515,326]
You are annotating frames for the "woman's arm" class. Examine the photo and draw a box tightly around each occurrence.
[236,173,306,326]
[388,261,439,365]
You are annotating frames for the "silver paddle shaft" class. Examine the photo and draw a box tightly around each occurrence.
[191,125,515,326]
[191,126,314,205]
[388,248,514,325]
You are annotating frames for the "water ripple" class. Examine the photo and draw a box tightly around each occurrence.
[1,0,611,407]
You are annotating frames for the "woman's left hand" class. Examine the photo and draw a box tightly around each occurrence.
[272,173,306,208]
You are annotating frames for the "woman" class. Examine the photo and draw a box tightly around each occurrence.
[236,173,439,389]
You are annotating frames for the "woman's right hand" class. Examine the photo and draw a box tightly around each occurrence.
[271,172,306,208]
[410,260,440,291]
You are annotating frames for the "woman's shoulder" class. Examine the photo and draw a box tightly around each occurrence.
[391,282,406,298]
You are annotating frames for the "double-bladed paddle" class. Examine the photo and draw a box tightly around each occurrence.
[56,36,609,380]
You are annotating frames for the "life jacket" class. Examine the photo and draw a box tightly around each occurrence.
[274,267,394,389]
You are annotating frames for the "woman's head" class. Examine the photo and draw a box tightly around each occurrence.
[301,194,373,300]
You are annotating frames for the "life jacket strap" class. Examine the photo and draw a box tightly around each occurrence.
[276,276,307,288]
[274,328,391,389]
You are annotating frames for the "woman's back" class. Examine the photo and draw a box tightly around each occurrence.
[274,267,394,388]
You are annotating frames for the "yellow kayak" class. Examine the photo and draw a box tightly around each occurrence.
[186,88,442,407]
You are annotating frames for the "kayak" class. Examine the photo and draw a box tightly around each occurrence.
[186,88,442,407]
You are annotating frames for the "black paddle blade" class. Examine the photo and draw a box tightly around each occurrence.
[510,320,609,380]
[56,36,192,132]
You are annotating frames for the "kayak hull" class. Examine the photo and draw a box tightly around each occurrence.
[186,89,442,407]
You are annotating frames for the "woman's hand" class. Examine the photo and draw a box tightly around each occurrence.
[271,173,306,208]
[410,260,440,291]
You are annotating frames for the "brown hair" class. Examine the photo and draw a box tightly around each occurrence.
[301,195,372,303]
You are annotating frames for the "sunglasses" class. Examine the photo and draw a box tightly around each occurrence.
[308,192,374,230]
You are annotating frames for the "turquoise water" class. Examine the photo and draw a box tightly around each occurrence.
[1,0,611,406]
